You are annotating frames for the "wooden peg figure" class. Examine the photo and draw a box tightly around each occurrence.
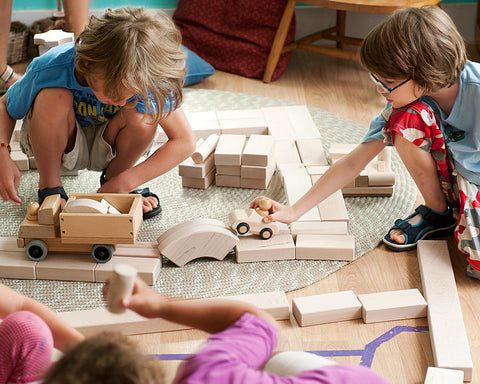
[255,198,272,217]
[26,202,40,221]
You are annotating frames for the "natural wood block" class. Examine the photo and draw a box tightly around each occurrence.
[282,166,320,221]
[0,250,37,279]
[285,105,321,139]
[114,242,161,258]
[11,151,29,170]
[357,288,427,323]
[241,162,275,179]
[191,133,219,164]
[316,189,349,225]
[215,174,241,188]
[35,252,96,282]
[214,134,246,166]
[292,290,362,326]
[186,112,220,139]
[296,138,328,166]
[38,194,61,225]
[274,139,302,166]
[0,237,23,251]
[235,233,295,263]
[216,164,241,176]
[328,143,356,162]
[367,171,395,186]
[95,255,161,285]
[295,234,355,261]
[341,186,394,197]
[241,134,275,166]
[424,367,464,383]
[305,165,330,175]
[219,117,268,136]
[262,106,297,140]
[289,221,348,238]
[157,219,239,267]
[354,172,369,187]
[216,109,265,120]
[34,29,74,47]
[417,240,473,381]
[240,163,275,189]
[179,153,215,178]
[18,217,59,239]
[182,168,215,189]
[220,291,290,321]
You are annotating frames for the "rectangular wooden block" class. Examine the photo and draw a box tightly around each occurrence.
[241,134,275,166]
[178,153,215,178]
[240,164,275,189]
[417,240,473,381]
[424,367,464,383]
[296,138,328,166]
[342,186,394,197]
[282,166,320,221]
[216,109,265,120]
[11,151,29,170]
[357,288,427,323]
[328,143,357,162]
[262,106,297,140]
[235,233,295,263]
[182,168,215,189]
[295,234,355,261]
[220,291,290,321]
[275,139,302,166]
[114,242,161,258]
[215,174,241,188]
[94,255,161,285]
[216,164,241,176]
[0,237,22,251]
[289,221,348,238]
[286,105,321,139]
[35,252,96,282]
[241,163,274,179]
[219,117,268,136]
[185,111,220,139]
[38,194,61,225]
[292,290,362,326]
[214,134,246,166]
[316,189,349,224]
[0,250,37,279]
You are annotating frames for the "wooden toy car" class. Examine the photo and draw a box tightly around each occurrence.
[17,193,143,263]
[229,208,279,240]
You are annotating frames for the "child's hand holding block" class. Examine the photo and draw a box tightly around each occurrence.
[106,264,137,314]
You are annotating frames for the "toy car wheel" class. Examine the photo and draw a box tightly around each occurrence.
[236,222,249,235]
[260,228,273,240]
[92,244,114,263]
[26,239,48,261]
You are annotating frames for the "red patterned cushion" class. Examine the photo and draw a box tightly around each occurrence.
[173,0,296,81]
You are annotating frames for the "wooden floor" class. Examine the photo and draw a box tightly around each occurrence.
[13,49,479,383]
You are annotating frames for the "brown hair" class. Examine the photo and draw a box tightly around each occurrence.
[75,7,185,125]
[360,6,466,93]
[43,332,165,384]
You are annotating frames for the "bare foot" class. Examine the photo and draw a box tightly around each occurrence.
[142,195,158,214]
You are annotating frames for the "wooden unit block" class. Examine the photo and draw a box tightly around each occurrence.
[219,118,268,136]
[316,189,349,225]
[328,143,356,162]
[285,105,321,139]
[157,219,239,267]
[216,109,265,120]
[305,165,330,175]
[289,221,348,238]
[424,367,464,384]
[13,120,22,142]
[0,250,37,279]
[262,106,297,140]
[354,172,369,187]
[35,252,96,282]
[114,242,161,258]
[95,255,161,285]
[220,291,290,320]
[214,134,246,166]
[182,168,215,189]
[191,133,219,164]
[235,233,295,263]
[38,194,61,225]
[185,111,220,139]
[0,236,24,251]
[215,174,241,188]
[179,153,215,178]
[357,288,427,323]
[341,186,394,197]
[241,163,275,179]
[11,151,29,170]
[292,290,362,327]
[241,163,275,189]
[367,171,395,186]
[282,166,320,221]
[34,29,74,47]
[296,138,328,166]
[216,164,241,176]
[274,139,302,166]
[241,134,275,166]
[417,240,473,380]
[295,234,355,261]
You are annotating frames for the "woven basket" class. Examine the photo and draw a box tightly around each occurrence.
[7,21,29,64]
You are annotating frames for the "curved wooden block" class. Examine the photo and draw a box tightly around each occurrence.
[157,220,239,267]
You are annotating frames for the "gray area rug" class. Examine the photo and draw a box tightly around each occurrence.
[0,89,417,311]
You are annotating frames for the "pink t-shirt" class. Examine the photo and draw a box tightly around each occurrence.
[173,312,391,384]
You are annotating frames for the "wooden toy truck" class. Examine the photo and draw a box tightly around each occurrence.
[17,193,143,263]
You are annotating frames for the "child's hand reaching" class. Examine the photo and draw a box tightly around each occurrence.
[250,196,297,224]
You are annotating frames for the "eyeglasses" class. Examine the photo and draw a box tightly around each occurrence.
[369,73,410,94]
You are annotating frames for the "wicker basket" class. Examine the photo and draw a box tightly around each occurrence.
[7,21,29,65]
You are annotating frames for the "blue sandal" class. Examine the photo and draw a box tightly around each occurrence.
[383,204,457,252]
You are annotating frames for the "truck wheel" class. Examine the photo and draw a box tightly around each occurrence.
[260,228,273,240]
[26,240,48,261]
[236,223,249,235]
[92,244,114,263]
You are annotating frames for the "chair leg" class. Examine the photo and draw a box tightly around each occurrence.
[262,0,297,83]
[336,10,346,50]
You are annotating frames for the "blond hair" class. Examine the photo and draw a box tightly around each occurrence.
[75,7,185,125]
[360,6,466,93]
[43,331,166,384]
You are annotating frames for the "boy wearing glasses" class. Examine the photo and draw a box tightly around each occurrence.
[252,6,480,280]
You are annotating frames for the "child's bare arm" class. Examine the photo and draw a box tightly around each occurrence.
[251,140,387,223]
[0,95,22,205]
[112,278,276,334]
[0,283,85,351]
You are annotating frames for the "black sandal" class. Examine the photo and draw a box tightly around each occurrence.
[38,186,69,205]
[100,169,162,220]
